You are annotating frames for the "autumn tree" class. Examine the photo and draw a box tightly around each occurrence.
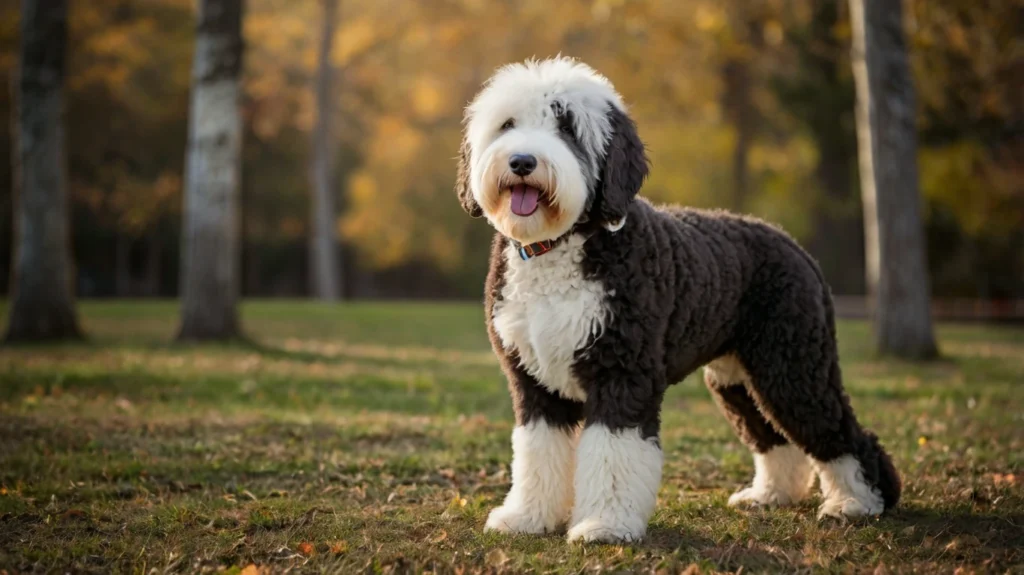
[5,0,82,342]
[0,0,1018,303]
[178,0,245,340]
[309,0,342,300]
[772,1,863,293]
[848,0,938,358]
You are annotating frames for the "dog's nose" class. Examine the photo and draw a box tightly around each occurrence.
[509,154,537,176]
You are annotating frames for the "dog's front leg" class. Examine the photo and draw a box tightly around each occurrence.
[485,366,584,535]
[567,370,666,544]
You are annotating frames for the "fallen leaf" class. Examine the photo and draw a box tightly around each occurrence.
[429,530,448,544]
[329,540,348,555]
[241,490,258,501]
[61,509,87,520]
[993,473,1017,486]
[297,541,315,556]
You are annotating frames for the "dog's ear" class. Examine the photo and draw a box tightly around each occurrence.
[596,105,648,227]
[455,137,482,217]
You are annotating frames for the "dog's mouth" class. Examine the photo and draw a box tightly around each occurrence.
[507,183,547,217]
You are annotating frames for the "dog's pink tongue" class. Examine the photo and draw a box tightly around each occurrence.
[510,184,540,216]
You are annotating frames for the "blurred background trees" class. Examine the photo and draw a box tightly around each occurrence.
[309,0,342,301]
[177,0,245,340]
[0,0,1019,304]
[4,0,81,341]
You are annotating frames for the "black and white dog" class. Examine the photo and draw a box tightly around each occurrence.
[455,57,900,544]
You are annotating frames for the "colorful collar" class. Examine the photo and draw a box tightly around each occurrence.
[517,239,557,260]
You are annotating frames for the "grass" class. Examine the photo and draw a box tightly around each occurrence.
[0,300,1021,574]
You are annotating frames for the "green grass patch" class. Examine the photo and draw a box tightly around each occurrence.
[1,300,1022,573]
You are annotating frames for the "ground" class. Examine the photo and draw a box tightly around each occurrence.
[0,301,1021,574]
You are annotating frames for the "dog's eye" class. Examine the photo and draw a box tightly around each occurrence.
[557,113,575,139]
[500,119,515,131]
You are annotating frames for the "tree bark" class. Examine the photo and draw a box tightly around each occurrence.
[849,0,938,359]
[722,57,753,212]
[720,18,763,213]
[177,0,244,340]
[308,0,342,300]
[5,0,82,342]
[800,2,864,295]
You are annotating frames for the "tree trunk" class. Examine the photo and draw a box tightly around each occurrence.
[802,2,864,296]
[5,0,82,342]
[144,234,161,297]
[177,0,244,340]
[722,57,753,212]
[720,18,763,213]
[308,0,342,300]
[849,0,938,359]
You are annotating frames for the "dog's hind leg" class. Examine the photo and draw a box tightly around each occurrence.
[705,357,814,507]
[735,314,901,519]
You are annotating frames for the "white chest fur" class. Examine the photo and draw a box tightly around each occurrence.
[491,234,608,402]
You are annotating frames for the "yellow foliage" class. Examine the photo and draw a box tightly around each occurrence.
[919,142,1022,237]
[34,0,1017,283]
[411,76,446,120]
[333,18,379,67]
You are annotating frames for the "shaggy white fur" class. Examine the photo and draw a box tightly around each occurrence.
[491,234,607,402]
[728,444,814,507]
[485,420,578,534]
[814,455,885,519]
[567,424,663,543]
[464,57,627,245]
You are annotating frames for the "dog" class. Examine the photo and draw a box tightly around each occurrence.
[454,57,901,544]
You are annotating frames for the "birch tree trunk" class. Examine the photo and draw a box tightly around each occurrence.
[177,0,244,340]
[309,0,342,300]
[849,0,938,359]
[5,0,82,342]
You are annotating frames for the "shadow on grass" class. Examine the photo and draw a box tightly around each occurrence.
[639,505,1024,572]
[882,505,1024,558]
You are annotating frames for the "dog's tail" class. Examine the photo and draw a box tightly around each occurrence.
[856,430,902,510]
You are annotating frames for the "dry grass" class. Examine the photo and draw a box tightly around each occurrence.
[0,301,1021,574]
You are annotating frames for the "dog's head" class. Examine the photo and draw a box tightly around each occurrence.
[455,57,648,244]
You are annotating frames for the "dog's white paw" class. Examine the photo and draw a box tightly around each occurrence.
[814,454,885,520]
[728,485,799,508]
[817,494,883,520]
[566,518,645,544]
[485,505,560,535]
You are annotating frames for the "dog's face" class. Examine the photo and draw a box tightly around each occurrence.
[456,57,648,244]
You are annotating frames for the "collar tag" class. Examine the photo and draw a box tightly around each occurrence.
[518,239,555,260]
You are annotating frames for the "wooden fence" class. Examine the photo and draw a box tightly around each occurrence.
[832,297,1024,323]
